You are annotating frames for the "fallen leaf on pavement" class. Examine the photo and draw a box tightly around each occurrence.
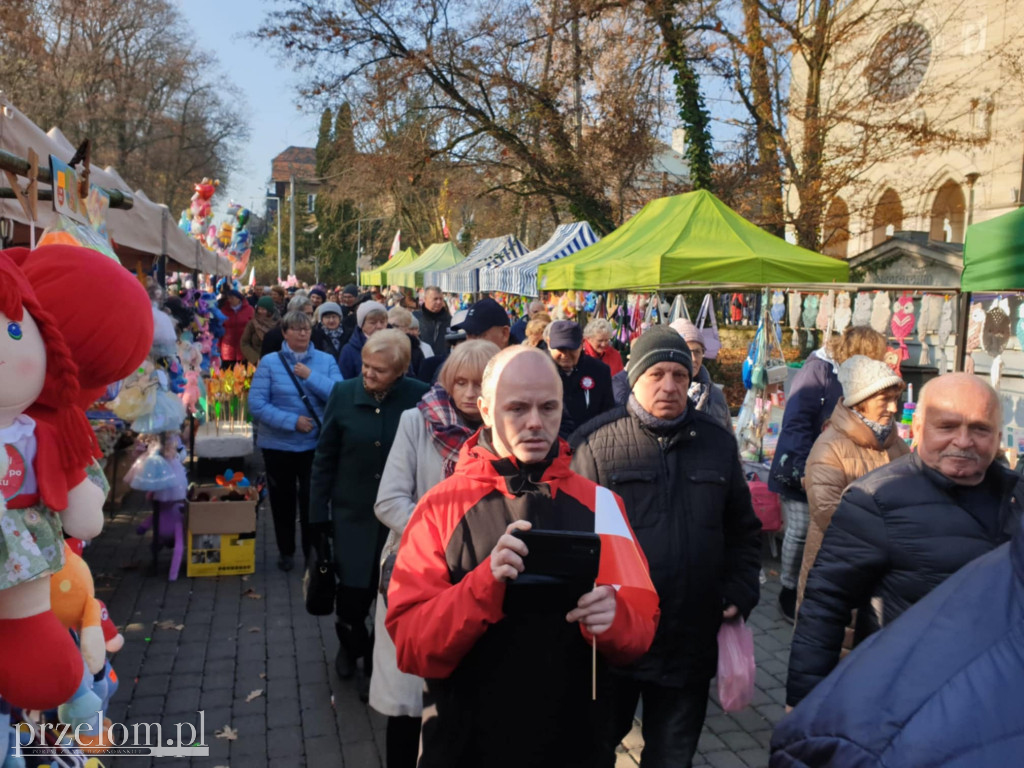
[245,689,264,702]
[215,725,238,741]
[155,620,185,631]
[242,588,262,600]
[259,672,266,679]
[247,626,261,633]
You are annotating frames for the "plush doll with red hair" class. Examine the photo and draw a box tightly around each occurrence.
[0,244,151,711]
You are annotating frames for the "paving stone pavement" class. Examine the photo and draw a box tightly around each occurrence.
[88,459,792,768]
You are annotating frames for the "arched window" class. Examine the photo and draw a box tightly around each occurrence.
[872,188,903,246]
[929,179,966,243]
[822,197,850,259]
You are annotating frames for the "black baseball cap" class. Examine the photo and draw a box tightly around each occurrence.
[451,298,510,336]
[547,320,583,350]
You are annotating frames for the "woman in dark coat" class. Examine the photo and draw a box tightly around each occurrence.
[309,328,429,697]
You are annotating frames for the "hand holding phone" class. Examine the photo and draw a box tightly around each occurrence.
[490,520,532,583]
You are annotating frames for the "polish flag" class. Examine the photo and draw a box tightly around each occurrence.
[592,486,659,615]
[248,266,256,287]
[388,230,401,260]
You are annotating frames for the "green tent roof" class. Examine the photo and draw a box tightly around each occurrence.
[538,189,848,291]
[961,207,1024,292]
[361,247,418,287]
[386,242,465,288]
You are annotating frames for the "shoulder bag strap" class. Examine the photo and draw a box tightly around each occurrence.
[278,351,323,430]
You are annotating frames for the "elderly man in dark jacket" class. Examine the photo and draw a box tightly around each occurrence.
[571,327,763,768]
[547,320,615,438]
[772,515,1024,767]
[414,286,451,354]
[787,373,1024,708]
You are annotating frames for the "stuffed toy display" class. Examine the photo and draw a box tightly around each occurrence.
[0,246,151,711]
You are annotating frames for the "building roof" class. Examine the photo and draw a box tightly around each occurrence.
[271,146,316,183]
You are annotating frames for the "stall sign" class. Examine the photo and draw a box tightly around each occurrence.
[48,154,88,224]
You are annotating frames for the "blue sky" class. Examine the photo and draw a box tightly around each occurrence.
[175,0,320,220]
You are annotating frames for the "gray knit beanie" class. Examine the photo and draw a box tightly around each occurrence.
[627,326,693,387]
[838,355,904,407]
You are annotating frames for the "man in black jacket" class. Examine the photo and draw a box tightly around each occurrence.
[787,372,1024,708]
[547,320,615,438]
[571,326,763,768]
[414,286,451,354]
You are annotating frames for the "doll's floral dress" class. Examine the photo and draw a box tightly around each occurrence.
[0,415,65,589]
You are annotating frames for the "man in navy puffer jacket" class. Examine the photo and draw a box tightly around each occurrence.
[771,514,1024,767]
[787,373,1024,707]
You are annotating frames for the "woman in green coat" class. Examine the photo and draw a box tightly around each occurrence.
[309,328,429,694]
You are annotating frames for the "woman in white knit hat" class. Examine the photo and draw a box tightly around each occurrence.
[797,355,909,611]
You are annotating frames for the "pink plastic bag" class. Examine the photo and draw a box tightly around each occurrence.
[717,618,756,712]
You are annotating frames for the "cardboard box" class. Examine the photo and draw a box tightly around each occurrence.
[186,484,258,577]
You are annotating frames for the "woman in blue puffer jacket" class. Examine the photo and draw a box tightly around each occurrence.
[249,310,342,571]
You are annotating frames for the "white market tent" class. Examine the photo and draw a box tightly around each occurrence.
[480,221,599,296]
[0,95,229,274]
[427,234,527,294]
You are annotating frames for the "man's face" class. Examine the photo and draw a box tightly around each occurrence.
[300,303,314,318]
[469,325,510,348]
[424,290,445,313]
[310,293,323,308]
[480,353,562,464]
[633,361,690,420]
[549,346,582,374]
[914,380,1000,486]
[321,313,341,330]
[340,293,356,308]
[528,301,545,319]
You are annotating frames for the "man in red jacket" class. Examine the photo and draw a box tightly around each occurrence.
[386,346,659,768]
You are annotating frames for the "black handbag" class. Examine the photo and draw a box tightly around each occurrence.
[303,533,336,616]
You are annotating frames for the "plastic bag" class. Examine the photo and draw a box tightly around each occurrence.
[717,618,756,712]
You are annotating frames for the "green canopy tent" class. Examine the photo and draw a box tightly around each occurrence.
[387,242,465,289]
[961,207,1024,292]
[538,189,848,291]
[361,247,418,287]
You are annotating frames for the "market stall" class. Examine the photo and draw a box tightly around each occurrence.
[538,189,848,291]
[429,234,526,295]
[387,241,465,288]
[361,246,418,287]
[480,221,600,296]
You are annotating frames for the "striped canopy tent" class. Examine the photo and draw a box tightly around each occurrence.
[481,222,600,296]
[427,234,527,294]
[361,247,417,287]
[538,190,848,291]
[387,241,465,289]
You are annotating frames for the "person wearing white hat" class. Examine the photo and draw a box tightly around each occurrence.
[797,356,909,609]
[339,300,388,378]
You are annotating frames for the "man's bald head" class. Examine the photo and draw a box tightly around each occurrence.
[914,373,1002,485]
[479,347,563,463]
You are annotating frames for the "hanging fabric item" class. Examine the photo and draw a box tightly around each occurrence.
[1014,303,1024,353]
[668,294,691,323]
[917,294,939,365]
[816,290,834,331]
[730,293,746,325]
[983,297,1011,389]
[788,291,802,348]
[935,296,954,372]
[802,294,820,350]
[770,290,786,325]
[964,302,986,375]
[852,291,873,327]
[890,294,916,374]
[833,291,852,333]
[696,294,722,359]
[870,291,891,334]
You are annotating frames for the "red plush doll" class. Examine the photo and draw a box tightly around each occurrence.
[0,246,152,710]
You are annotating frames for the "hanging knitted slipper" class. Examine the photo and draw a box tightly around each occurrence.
[870,291,891,334]
[802,295,820,350]
[964,302,986,375]
[936,297,954,371]
[1016,394,1024,428]
[833,291,852,333]
[1015,304,1024,352]
[890,294,916,367]
[852,292,872,328]
[816,290,834,331]
[770,290,786,324]
[789,292,802,347]
[983,299,1011,389]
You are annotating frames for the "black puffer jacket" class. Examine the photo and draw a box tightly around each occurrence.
[571,404,762,685]
[415,305,451,355]
[788,452,1024,706]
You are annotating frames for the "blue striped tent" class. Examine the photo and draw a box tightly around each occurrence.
[427,234,528,294]
[481,222,600,296]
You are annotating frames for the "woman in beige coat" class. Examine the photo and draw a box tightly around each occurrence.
[798,355,909,608]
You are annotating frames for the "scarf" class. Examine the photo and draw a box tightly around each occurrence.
[688,368,710,412]
[853,409,895,445]
[627,393,690,435]
[251,311,278,345]
[418,383,477,477]
[323,325,344,352]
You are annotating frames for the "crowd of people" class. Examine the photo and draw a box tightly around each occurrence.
[235,280,1022,768]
